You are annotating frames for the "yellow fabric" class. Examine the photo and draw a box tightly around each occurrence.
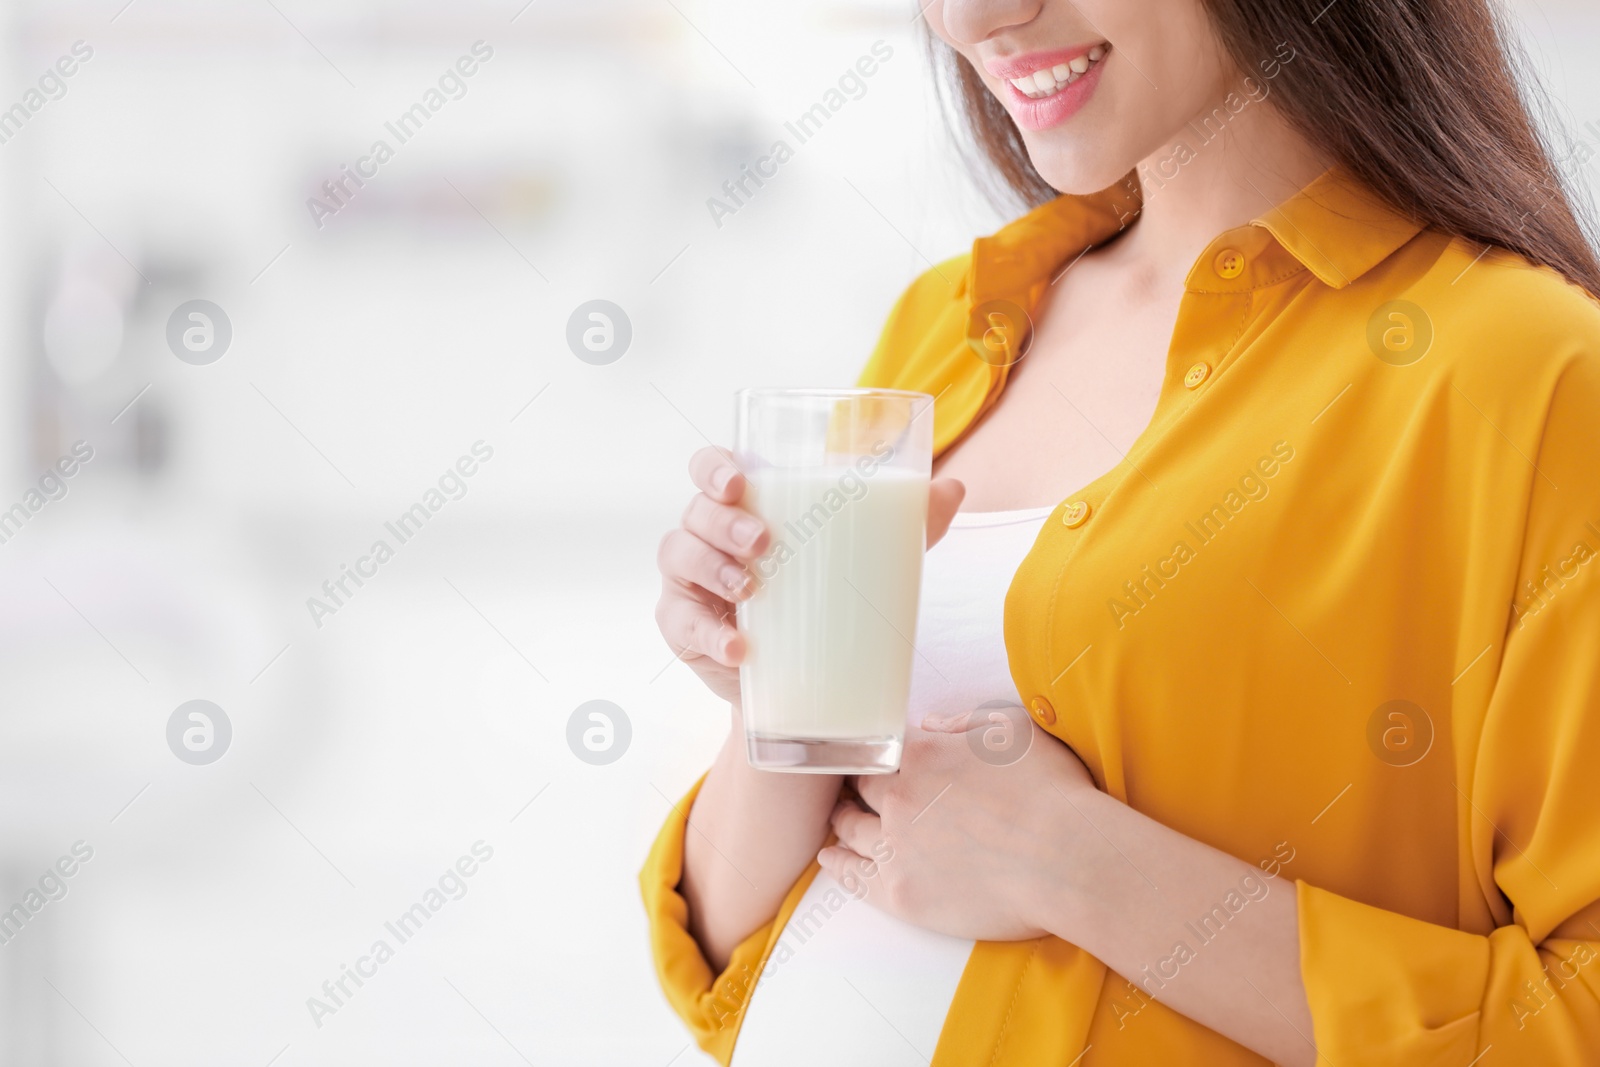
[639,774,824,1059]
[640,166,1600,1063]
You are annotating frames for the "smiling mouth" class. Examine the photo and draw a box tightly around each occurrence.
[1004,44,1109,100]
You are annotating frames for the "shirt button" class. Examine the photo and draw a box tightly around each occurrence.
[1184,362,1211,389]
[1214,249,1246,279]
[1030,695,1057,726]
[1061,500,1091,528]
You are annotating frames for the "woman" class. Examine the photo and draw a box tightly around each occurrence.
[643,0,1600,1062]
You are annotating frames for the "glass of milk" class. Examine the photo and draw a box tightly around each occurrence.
[733,387,933,774]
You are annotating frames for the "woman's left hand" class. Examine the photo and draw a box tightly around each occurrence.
[817,706,1099,942]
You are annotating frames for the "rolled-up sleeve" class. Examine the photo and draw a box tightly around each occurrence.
[639,775,821,1064]
[1297,352,1600,1064]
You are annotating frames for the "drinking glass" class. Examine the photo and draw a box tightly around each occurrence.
[733,387,934,773]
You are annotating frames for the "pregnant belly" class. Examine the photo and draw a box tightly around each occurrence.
[732,870,975,1066]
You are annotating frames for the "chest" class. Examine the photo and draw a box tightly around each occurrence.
[933,266,1185,510]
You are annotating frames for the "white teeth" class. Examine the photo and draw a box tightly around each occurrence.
[1007,46,1109,99]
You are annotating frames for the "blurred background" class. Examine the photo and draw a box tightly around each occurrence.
[0,0,1592,1063]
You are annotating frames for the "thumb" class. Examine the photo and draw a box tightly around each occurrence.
[926,478,965,549]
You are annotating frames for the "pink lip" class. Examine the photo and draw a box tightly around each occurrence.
[982,45,1101,81]
[995,51,1108,132]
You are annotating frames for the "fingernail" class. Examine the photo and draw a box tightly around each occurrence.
[733,517,761,547]
[712,466,734,493]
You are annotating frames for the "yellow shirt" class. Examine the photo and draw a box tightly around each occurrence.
[639,167,1600,1064]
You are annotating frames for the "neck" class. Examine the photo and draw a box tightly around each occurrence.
[1113,95,1331,275]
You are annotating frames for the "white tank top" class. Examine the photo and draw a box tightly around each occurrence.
[732,506,1054,1066]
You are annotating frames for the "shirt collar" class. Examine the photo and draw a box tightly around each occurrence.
[965,180,1139,307]
[1246,166,1425,290]
[964,165,1424,306]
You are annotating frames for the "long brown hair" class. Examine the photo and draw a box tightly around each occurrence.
[927,0,1600,297]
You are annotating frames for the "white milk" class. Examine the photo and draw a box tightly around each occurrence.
[736,465,929,748]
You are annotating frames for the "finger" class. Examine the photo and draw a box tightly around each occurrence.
[657,528,754,602]
[816,845,863,886]
[919,708,978,732]
[683,493,769,558]
[828,798,882,856]
[656,588,744,667]
[819,843,883,889]
[857,767,908,809]
[853,773,891,814]
[821,844,887,905]
[688,446,745,504]
[926,477,966,549]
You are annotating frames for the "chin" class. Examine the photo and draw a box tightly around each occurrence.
[1017,136,1137,198]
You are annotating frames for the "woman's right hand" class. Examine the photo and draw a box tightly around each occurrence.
[655,445,967,706]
